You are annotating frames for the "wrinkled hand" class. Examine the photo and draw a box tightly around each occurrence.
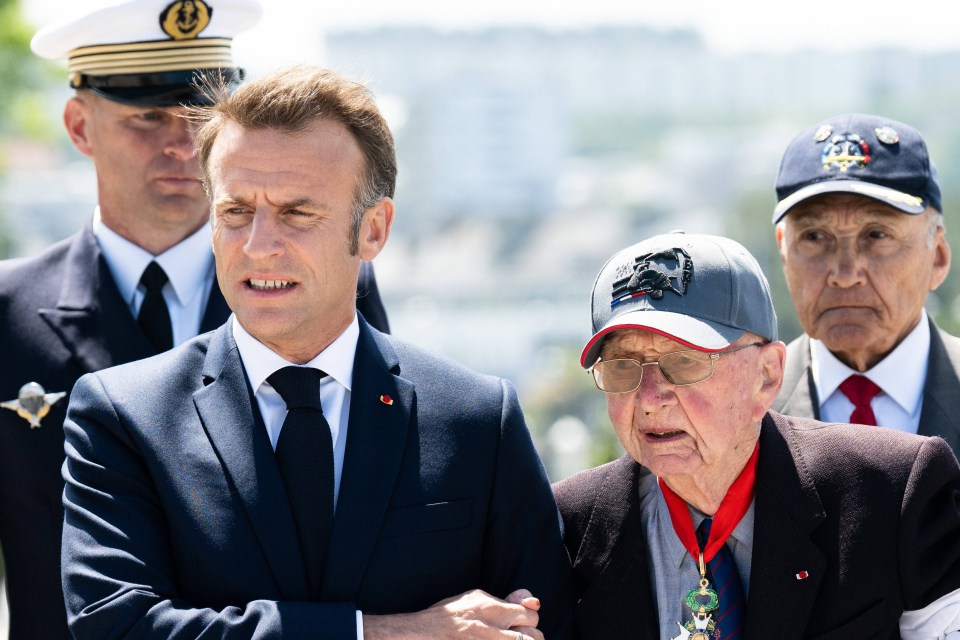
[505,588,542,640]
[363,588,543,639]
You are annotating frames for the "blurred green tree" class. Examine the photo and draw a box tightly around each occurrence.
[0,0,55,258]
[521,343,622,480]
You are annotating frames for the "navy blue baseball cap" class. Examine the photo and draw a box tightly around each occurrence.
[773,113,941,223]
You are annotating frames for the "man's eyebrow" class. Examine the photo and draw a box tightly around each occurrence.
[787,208,830,225]
[214,196,330,211]
[274,197,326,210]
[213,195,252,208]
[792,211,895,230]
[213,196,328,210]
[601,345,631,359]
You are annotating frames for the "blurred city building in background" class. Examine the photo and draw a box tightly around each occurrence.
[4,23,960,486]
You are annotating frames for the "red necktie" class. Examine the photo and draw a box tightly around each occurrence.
[838,374,881,426]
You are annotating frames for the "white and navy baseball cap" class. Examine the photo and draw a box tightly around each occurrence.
[31,0,262,106]
[580,232,778,368]
[773,113,941,223]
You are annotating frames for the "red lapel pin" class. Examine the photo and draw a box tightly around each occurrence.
[379,394,394,406]
[795,570,810,580]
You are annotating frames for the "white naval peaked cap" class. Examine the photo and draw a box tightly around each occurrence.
[31,0,262,106]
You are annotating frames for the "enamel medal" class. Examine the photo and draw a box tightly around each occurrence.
[672,552,719,639]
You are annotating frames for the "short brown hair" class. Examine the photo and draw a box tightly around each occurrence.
[192,65,397,253]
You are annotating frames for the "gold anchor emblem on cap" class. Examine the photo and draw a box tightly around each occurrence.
[1,382,67,429]
[160,0,212,40]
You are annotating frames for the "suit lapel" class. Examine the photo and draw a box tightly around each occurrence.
[573,456,659,640]
[320,320,413,601]
[193,323,308,600]
[918,319,960,454]
[745,413,826,639]
[38,225,154,372]
[775,335,820,420]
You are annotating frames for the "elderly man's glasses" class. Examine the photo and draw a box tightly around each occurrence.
[589,342,765,393]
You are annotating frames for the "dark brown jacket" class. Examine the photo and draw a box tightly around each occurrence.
[554,411,960,640]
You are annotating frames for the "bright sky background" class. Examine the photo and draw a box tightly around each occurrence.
[23,0,960,72]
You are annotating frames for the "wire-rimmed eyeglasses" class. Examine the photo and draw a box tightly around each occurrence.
[589,342,765,393]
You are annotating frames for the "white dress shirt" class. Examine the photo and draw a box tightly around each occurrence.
[231,315,357,509]
[232,315,365,637]
[93,208,216,347]
[812,310,930,432]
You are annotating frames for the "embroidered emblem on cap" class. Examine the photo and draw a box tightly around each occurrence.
[1,382,67,429]
[611,248,692,307]
[160,0,212,40]
[875,126,900,145]
[813,124,833,142]
[821,133,871,173]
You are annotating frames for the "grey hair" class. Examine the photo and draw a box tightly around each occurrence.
[927,208,945,247]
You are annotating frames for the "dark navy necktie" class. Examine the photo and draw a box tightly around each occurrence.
[697,518,746,639]
[137,261,173,352]
[268,366,334,600]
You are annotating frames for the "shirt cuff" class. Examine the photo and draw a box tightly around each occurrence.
[900,587,960,639]
[356,609,364,640]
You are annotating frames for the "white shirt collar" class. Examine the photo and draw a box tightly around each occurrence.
[811,309,930,415]
[93,207,214,306]
[231,314,358,393]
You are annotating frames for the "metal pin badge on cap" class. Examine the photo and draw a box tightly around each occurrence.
[1,382,67,429]
[821,133,870,173]
[611,248,692,304]
[875,126,900,145]
[813,124,833,142]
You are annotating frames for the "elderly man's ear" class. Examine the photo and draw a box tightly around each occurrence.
[929,224,951,291]
[755,341,787,414]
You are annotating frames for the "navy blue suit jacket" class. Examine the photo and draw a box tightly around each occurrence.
[61,319,575,639]
[0,222,388,640]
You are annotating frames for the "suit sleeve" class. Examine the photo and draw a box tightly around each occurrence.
[481,379,578,640]
[898,436,960,610]
[61,373,358,640]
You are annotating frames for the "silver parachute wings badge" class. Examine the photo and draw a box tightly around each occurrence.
[1,382,67,428]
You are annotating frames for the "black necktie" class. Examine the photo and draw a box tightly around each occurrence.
[137,261,173,352]
[267,366,334,599]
